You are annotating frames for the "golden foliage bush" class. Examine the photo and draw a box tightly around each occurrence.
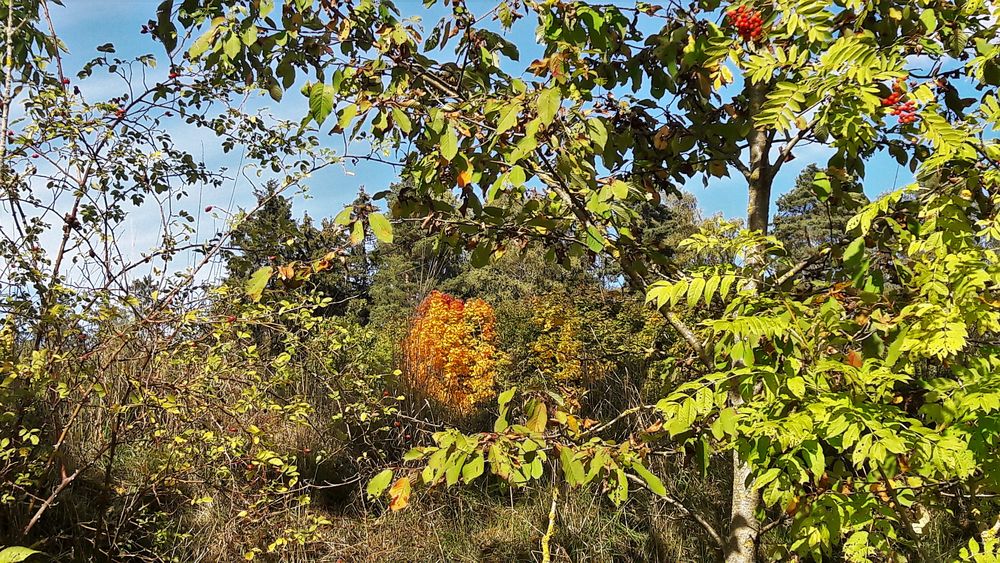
[401,291,499,413]
[529,295,611,384]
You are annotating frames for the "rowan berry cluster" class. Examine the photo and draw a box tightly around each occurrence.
[727,5,764,42]
[882,83,919,124]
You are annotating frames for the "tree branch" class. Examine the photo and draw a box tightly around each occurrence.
[665,311,712,367]
[625,472,725,550]
[773,246,831,286]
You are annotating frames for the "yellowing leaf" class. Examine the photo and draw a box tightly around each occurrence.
[526,401,547,433]
[350,220,365,245]
[389,477,411,511]
[369,212,393,244]
[367,469,394,498]
[245,266,272,303]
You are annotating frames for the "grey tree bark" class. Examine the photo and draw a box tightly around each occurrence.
[724,79,772,563]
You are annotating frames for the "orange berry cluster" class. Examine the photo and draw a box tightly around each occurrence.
[882,83,919,124]
[401,291,498,414]
[727,5,764,42]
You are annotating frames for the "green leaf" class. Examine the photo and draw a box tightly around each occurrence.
[609,467,629,505]
[223,32,241,59]
[189,29,215,59]
[338,103,359,131]
[812,171,831,202]
[402,447,424,461]
[471,243,492,268]
[631,462,666,497]
[333,206,352,226]
[586,117,608,149]
[687,277,706,309]
[440,126,458,161]
[667,397,696,437]
[366,469,394,497]
[885,326,909,368]
[718,407,737,436]
[462,453,485,483]
[495,102,522,135]
[843,236,865,269]
[498,388,517,409]
[919,9,938,32]
[610,180,629,200]
[446,452,467,485]
[495,388,516,432]
[754,467,782,490]
[368,212,393,243]
[155,0,176,52]
[695,435,711,478]
[787,376,806,398]
[0,547,42,563]
[801,441,825,485]
[537,88,560,125]
[392,107,412,134]
[350,220,365,245]
[245,266,272,302]
[508,165,526,186]
[558,446,585,486]
[585,226,606,253]
[309,82,335,126]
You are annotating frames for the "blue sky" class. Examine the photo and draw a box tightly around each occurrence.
[49,1,915,230]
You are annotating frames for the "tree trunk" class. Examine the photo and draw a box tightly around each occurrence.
[725,80,771,563]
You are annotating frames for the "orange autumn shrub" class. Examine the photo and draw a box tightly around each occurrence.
[401,291,498,414]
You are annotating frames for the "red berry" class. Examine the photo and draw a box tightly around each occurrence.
[61,78,70,85]
[169,72,179,79]
[383,390,390,397]
[204,205,213,212]
[404,434,412,440]
[393,420,401,427]
[226,315,236,323]
[31,153,39,158]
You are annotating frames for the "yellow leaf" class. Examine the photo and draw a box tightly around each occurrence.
[389,477,411,511]
[457,168,473,188]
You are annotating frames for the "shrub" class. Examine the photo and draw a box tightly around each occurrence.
[401,291,499,414]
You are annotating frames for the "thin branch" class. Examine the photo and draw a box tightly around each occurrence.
[774,246,831,286]
[624,472,725,550]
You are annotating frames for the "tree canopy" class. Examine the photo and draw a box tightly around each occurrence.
[2,0,1000,560]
